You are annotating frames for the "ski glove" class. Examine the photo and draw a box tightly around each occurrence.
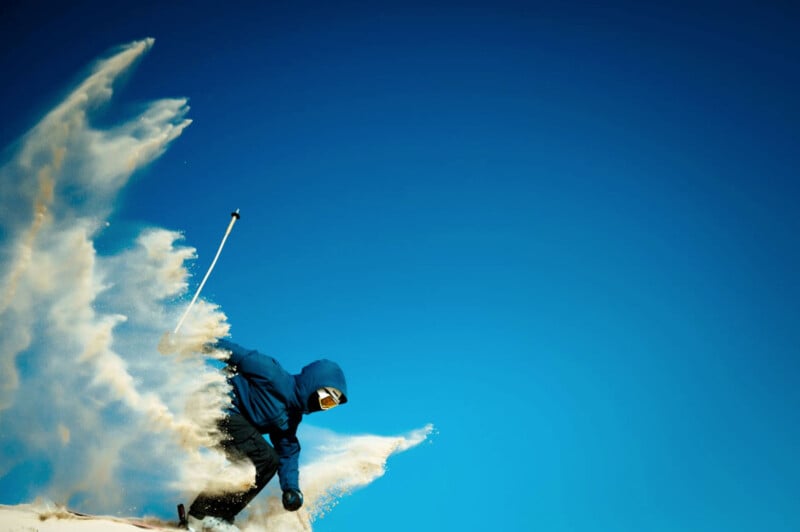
[283,489,303,511]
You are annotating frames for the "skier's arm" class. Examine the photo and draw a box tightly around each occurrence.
[216,339,285,378]
[270,418,301,492]
[214,339,254,366]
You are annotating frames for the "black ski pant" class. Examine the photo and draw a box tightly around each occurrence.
[188,412,280,523]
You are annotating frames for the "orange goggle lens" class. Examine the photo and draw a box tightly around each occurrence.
[318,387,341,410]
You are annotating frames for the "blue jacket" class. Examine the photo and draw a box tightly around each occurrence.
[216,339,348,491]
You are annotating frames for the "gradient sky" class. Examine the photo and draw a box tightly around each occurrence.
[1,2,799,531]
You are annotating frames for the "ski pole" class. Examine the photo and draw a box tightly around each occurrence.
[173,209,241,335]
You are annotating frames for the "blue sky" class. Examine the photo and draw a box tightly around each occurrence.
[1,1,799,531]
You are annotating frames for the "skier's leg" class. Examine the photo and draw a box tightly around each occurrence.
[216,413,280,519]
[188,413,279,522]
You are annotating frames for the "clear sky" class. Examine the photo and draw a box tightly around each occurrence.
[1,1,799,531]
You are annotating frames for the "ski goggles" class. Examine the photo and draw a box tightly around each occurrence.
[317,387,342,410]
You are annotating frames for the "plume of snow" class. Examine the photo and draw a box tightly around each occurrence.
[0,40,433,528]
[244,425,434,532]
[0,38,230,513]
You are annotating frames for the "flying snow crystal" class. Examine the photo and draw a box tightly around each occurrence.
[0,39,432,526]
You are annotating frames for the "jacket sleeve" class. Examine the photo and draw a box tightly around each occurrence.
[215,339,254,367]
[269,415,302,491]
[216,340,279,380]
[216,339,285,379]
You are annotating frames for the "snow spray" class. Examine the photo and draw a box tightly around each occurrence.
[0,38,233,513]
[0,39,433,527]
[241,425,434,532]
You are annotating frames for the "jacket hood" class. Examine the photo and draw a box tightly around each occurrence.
[295,359,348,413]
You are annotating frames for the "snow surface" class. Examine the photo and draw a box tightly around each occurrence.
[0,503,167,531]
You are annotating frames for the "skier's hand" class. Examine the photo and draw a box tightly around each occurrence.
[282,488,303,511]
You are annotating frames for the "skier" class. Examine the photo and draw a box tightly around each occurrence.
[187,339,348,532]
